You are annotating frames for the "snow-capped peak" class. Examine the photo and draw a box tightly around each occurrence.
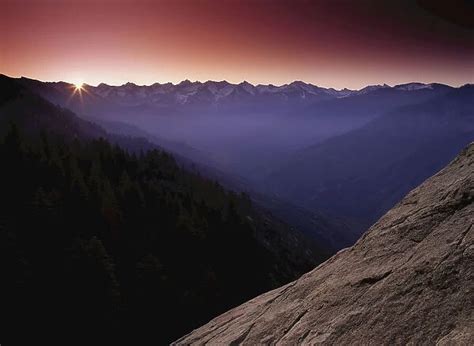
[394,83,433,91]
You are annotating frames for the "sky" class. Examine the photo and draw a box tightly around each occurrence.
[0,0,473,89]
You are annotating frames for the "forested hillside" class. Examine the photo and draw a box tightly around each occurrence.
[0,74,326,343]
[0,126,320,343]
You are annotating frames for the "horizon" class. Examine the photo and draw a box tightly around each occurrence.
[6,73,470,91]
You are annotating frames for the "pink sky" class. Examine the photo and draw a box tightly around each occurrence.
[1,0,472,89]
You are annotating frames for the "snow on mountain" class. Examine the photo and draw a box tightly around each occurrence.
[355,83,391,95]
[394,82,434,91]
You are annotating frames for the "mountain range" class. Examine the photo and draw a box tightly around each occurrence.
[0,74,327,343]
[265,85,474,228]
[18,77,455,115]
[17,75,473,247]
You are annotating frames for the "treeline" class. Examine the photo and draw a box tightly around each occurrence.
[0,125,289,343]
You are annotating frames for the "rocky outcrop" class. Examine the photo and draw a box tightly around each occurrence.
[175,143,474,345]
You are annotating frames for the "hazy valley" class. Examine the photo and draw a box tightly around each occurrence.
[20,76,474,242]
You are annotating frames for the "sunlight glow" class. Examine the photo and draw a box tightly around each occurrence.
[68,80,89,105]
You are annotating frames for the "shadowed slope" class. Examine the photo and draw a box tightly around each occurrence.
[266,85,474,230]
[0,74,328,343]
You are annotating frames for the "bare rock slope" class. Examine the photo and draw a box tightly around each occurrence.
[175,143,474,345]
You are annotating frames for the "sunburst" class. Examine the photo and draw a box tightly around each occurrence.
[68,80,90,105]
[74,82,84,91]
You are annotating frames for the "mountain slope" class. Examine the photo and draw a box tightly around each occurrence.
[0,74,327,343]
[266,85,474,230]
[0,75,107,139]
[7,74,358,251]
[15,75,462,249]
[3,74,330,264]
[175,142,474,345]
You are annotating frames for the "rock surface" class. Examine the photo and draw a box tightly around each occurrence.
[174,143,474,345]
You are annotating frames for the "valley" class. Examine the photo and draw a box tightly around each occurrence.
[19,76,474,244]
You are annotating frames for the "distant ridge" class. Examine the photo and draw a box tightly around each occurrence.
[13,74,456,110]
[13,73,455,95]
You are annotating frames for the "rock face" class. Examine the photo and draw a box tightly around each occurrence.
[175,143,474,345]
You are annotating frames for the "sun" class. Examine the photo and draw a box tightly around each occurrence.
[69,80,88,102]
[74,82,84,90]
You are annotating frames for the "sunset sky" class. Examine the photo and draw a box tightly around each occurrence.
[1,0,473,89]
